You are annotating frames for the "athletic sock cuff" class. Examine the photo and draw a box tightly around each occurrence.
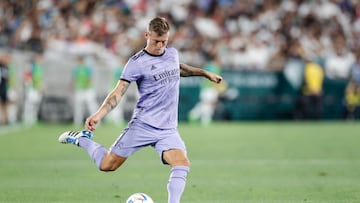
[171,166,190,173]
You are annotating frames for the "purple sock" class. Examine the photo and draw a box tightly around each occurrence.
[167,166,189,203]
[78,137,107,169]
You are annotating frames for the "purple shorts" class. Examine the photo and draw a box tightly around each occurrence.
[110,118,186,164]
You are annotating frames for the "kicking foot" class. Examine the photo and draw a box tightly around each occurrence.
[58,130,93,146]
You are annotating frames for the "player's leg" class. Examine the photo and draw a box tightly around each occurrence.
[85,89,98,117]
[73,91,84,125]
[32,90,42,123]
[77,135,127,171]
[200,88,218,125]
[155,129,190,203]
[162,149,190,167]
[0,101,8,124]
[59,119,149,172]
[58,130,127,171]
[98,151,127,171]
[22,90,32,124]
[163,149,190,203]
[0,88,8,124]
[7,89,18,124]
[188,102,201,123]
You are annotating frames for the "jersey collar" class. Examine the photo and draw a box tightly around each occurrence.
[143,48,166,57]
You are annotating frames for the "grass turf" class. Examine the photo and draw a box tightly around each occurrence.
[0,121,360,203]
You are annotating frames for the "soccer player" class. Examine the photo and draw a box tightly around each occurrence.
[189,53,224,125]
[0,54,10,125]
[58,16,223,203]
[72,55,98,125]
[22,53,44,125]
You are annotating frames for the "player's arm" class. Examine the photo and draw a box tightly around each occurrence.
[101,79,130,114]
[85,79,130,131]
[180,63,223,83]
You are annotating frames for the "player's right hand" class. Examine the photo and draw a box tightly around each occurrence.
[85,115,99,132]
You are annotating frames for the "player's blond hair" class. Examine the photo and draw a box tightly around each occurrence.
[148,17,170,36]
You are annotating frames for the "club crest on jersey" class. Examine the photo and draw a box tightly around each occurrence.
[151,65,158,71]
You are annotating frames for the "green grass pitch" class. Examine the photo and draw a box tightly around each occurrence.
[1,121,360,203]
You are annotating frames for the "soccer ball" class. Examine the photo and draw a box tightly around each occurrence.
[126,193,154,203]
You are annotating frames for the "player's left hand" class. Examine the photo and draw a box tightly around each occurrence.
[208,72,223,84]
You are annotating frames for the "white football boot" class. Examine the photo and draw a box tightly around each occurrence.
[58,130,93,146]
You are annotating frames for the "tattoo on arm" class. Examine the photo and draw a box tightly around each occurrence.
[180,63,205,77]
[105,82,130,113]
[180,63,195,77]
[120,82,130,96]
[105,95,118,113]
[180,68,191,77]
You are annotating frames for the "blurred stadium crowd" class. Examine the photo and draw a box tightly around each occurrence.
[1,0,360,125]
[1,0,360,72]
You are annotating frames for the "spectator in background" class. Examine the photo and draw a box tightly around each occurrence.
[189,53,225,125]
[295,59,324,120]
[72,55,98,125]
[343,51,360,120]
[0,53,9,125]
[6,54,18,124]
[15,8,43,53]
[268,43,287,72]
[324,36,355,80]
[22,53,44,125]
[3,0,360,123]
[343,81,360,120]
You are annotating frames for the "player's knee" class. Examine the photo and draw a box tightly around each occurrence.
[163,149,191,167]
[99,163,118,172]
[99,160,120,172]
[184,158,191,167]
[98,152,126,172]
[181,157,190,166]
[172,158,190,167]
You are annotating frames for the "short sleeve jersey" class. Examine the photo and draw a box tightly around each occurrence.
[121,47,180,129]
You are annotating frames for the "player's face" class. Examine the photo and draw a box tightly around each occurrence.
[145,31,169,55]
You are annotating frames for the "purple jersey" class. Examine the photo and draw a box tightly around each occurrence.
[121,47,180,129]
